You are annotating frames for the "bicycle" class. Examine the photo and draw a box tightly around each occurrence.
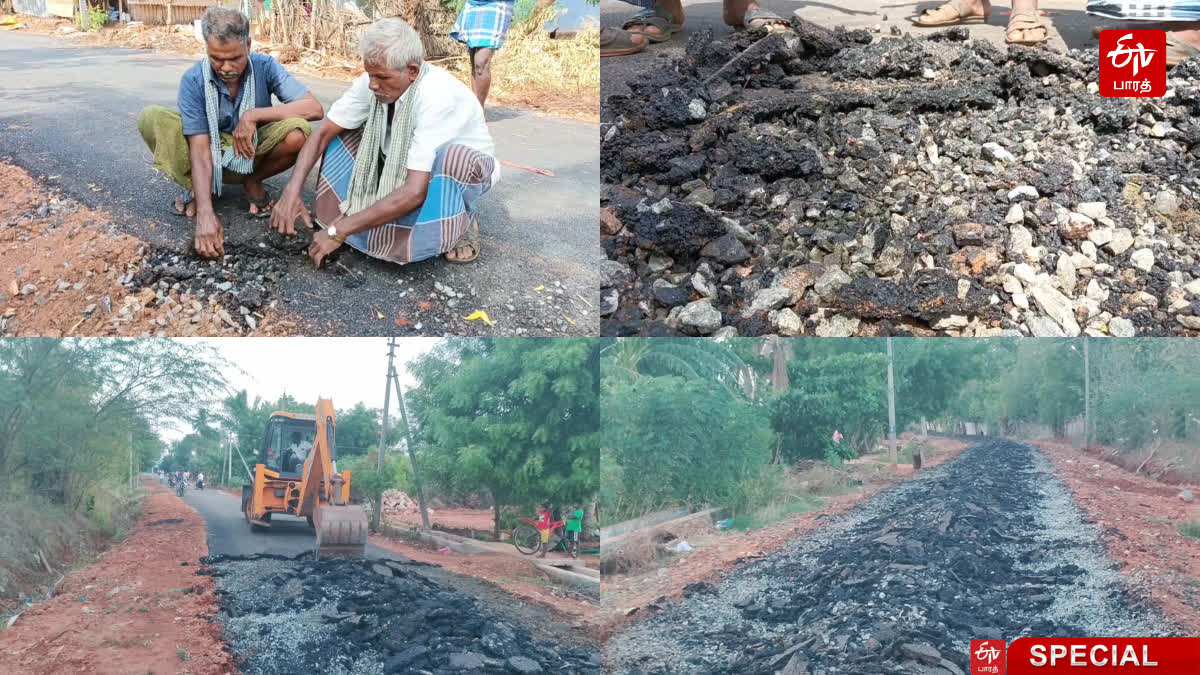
[512,516,578,558]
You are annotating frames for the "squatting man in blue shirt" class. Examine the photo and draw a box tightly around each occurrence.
[136,7,324,258]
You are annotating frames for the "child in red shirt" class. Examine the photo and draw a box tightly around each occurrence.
[535,502,552,558]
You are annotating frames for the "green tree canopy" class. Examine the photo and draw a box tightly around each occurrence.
[410,338,600,537]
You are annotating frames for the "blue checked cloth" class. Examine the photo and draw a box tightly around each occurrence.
[451,0,517,50]
[315,130,495,264]
[1087,1,1200,20]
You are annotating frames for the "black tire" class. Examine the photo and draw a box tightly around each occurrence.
[241,486,252,523]
[512,524,540,555]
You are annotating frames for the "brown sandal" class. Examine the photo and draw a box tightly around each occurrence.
[912,0,989,27]
[172,190,195,218]
[1006,9,1048,45]
[446,217,479,264]
[601,27,648,58]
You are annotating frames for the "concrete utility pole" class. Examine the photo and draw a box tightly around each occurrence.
[374,339,396,530]
[129,428,134,490]
[886,337,898,466]
[1083,336,1090,449]
[391,367,431,530]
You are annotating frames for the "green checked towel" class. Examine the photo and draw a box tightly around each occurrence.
[204,58,257,197]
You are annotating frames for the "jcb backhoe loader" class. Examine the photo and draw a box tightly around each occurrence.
[240,398,368,557]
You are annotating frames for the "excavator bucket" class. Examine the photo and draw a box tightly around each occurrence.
[313,504,368,558]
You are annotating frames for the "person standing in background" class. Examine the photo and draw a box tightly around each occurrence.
[451,0,517,117]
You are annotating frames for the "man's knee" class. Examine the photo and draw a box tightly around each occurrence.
[280,128,307,154]
[137,105,179,140]
[471,48,493,77]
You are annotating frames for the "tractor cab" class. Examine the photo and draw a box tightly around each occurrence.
[260,412,318,479]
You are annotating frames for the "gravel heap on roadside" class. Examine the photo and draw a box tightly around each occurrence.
[601,21,1200,337]
[603,439,1175,673]
[120,230,304,335]
[202,553,604,675]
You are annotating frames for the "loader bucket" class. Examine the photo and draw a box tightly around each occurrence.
[313,504,368,557]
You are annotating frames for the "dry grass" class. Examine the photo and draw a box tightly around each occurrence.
[1061,432,1200,485]
[600,510,716,576]
[438,9,599,119]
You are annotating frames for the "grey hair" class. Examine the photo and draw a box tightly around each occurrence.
[202,7,251,45]
[360,18,424,69]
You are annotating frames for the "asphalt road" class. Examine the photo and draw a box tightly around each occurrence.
[181,484,325,558]
[0,33,600,336]
[599,0,1111,100]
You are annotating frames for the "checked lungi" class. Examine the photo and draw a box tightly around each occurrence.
[451,0,517,50]
[1087,0,1200,21]
[314,129,496,265]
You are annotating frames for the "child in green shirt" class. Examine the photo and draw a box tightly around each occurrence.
[564,504,584,558]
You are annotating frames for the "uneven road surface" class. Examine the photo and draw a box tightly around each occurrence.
[0,33,599,336]
[176,486,603,674]
[604,438,1177,674]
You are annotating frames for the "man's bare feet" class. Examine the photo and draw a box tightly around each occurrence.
[445,217,480,264]
[722,0,791,30]
[1007,0,1047,44]
[243,178,274,217]
[445,239,478,263]
[913,0,991,25]
[173,195,197,218]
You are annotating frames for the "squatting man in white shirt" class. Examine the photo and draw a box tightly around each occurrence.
[271,18,500,267]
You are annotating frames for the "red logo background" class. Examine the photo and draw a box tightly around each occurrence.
[1098,30,1166,97]
[971,639,1007,675]
[1007,637,1200,674]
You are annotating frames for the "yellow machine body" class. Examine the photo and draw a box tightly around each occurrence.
[240,398,368,557]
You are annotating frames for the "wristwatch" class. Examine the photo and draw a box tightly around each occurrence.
[327,224,345,243]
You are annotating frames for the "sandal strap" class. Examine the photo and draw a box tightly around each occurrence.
[247,191,274,208]
[1007,17,1046,31]
[743,8,789,26]
[622,10,671,32]
[922,0,973,19]
[1008,9,1045,25]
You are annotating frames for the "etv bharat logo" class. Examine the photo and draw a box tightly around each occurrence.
[1099,30,1166,97]
[1109,33,1157,77]
[970,639,1006,675]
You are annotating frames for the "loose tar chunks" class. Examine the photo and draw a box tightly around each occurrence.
[601,24,1200,338]
[201,554,603,675]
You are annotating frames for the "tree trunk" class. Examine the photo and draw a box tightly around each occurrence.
[309,0,318,51]
[492,495,501,541]
[770,339,789,392]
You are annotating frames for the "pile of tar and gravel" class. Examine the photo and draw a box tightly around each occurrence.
[200,553,603,674]
[601,20,1200,337]
[604,438,1178,674]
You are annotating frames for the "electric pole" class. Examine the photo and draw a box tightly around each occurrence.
[1083,337,1090,449]
[887,337,898,466]
[391,368,431,530]
[129,428,134,491]
[374,339,396,530]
